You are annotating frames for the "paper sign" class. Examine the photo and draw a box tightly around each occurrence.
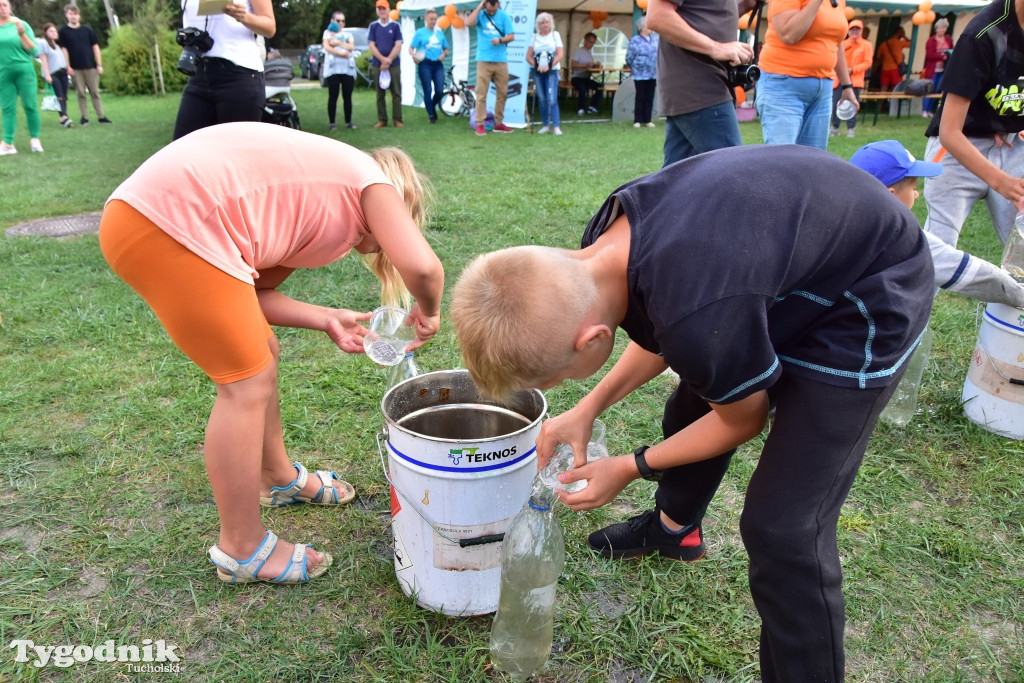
[196,0,241,16]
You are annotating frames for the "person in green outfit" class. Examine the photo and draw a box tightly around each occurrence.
[0,0,42,154]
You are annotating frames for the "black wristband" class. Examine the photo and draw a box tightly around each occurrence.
[634,446,663,482]
[840,83,853,90]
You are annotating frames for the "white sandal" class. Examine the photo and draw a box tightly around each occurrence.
[208,530,332,584]
[260,462,355,507]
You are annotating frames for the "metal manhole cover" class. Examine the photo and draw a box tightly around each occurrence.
[6,214,101,237]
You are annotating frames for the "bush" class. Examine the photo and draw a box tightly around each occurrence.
[103,24,187,95]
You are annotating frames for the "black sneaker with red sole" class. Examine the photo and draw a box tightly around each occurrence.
[586,508,705,561]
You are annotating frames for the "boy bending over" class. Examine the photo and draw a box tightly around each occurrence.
[452,144,933,682]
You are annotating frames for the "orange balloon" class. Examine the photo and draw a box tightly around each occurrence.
[390,8,399,20]
[437,14,451,29]
[925,10,936,22]
[452,15,464,28]
[844,6,855,20]
[396,0,403,8]
[445,3,456,17]
[636,0,648,9]
[919,0,933,10]
[593,19,604,28]
[911,10,926,24]
[738,11,751,30]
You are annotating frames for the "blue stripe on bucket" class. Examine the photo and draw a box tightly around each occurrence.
[388,440,537,473]
[984,308,1024,333]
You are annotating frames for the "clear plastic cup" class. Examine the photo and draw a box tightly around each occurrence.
[365,306,416,367]
[836,99,857,121]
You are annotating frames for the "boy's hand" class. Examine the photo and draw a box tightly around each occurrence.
[324,309,372,353]
[536,407,598,469]
[557,454,635,510]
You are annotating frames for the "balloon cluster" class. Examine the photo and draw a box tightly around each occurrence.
[438,3,465,29]
[590,10,609,27]
[912,0,937,25]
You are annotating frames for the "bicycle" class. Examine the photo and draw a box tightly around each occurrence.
[439,66,476,117]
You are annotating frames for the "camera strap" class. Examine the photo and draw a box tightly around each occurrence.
[747,0,764,66]
[181,0,210,32]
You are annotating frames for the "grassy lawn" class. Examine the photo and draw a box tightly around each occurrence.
[1,89,1021,682]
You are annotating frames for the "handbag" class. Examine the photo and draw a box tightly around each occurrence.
[897,62,908,77]
[40,83,60,112]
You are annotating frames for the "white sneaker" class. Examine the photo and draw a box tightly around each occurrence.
[578,109,585,116]
[646,122,656,128]
[634,122,641,128]
[553,127,562,135]
[538,126,550,134]
[0,143,16,155]
[829,127,840,137]
[587,106,599,114]
[30,139,43,153]
[846,129,855,138]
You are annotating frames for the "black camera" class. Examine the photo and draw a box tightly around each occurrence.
[175,27,214,76]
[727,63,760,89]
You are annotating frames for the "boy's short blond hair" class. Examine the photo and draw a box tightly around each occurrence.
[451,246,596,400]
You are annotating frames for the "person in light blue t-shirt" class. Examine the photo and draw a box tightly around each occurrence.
[466,0,514,135]
[409,8,449,123]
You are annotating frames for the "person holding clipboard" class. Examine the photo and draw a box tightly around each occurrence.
[172,0,276,140]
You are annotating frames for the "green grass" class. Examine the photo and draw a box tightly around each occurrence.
[1,90,1022,682]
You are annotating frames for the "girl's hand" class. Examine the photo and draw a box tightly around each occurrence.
[406,302,440,351]
[44,73,52,83]
[557,453,635,511]
[323,309,373,353]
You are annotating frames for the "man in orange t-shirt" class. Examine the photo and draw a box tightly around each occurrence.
[830,19,872,136]
[878,26,910,91]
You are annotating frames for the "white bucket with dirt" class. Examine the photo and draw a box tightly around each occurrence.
[961,302,1024,439]
[379,369,546,616]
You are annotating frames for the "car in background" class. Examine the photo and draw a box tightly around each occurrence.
[299,44,324,80]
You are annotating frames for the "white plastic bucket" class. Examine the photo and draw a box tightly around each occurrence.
[379,370,546,616]
[962,302,1024,439]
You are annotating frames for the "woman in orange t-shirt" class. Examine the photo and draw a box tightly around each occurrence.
[99,122,445,586]
[755,0,859,149]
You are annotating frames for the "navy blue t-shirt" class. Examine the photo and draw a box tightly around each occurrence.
[581,145,934,403]
[368,19,403,66]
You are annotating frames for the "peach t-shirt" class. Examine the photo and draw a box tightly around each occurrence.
[758,0,849,79]
[108,122,393,284]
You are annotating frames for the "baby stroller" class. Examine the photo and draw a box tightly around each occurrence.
[262,52,300,129]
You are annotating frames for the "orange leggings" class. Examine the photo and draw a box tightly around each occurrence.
[99,200,274,384]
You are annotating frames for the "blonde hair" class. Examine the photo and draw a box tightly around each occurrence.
[364,147,433,309]
[535,12,554,30]
[451,246,596,400]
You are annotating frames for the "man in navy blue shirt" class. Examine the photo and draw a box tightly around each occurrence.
[368,0,403,127]
[453,144,934,682]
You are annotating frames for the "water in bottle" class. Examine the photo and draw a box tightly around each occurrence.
[880,327,934,426]
[1000,210,1024,283]
[489,479,566,681]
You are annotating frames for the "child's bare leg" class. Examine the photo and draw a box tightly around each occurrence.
[205,361,326,576]
[258,336,349,501]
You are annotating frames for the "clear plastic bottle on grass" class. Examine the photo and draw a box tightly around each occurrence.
[880,327,933,427]
[1000,210,1024,283]
[489,478,565,681]
[386,352,419,389]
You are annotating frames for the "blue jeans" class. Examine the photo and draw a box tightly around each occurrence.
[533,69,560,127]
[662,100,742,167]
[418,60,445,119]
[755,72,833,150]
[922,71,944,113]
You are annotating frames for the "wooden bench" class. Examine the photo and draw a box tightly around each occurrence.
[858,91,942,125]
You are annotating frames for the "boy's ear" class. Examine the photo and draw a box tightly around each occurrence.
[574,323,613,351]
[887,186,898,196]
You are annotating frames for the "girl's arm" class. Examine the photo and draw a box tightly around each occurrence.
[360,184,445,341]
[39,51,52,82]
[255,266,372,353]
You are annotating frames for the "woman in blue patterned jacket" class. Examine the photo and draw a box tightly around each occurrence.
[625,16,658,128]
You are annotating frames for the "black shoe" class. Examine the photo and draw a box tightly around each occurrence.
[429,116,437,123]
[586,508,705,561]
[80,117,89,126]
[98,117,112,124]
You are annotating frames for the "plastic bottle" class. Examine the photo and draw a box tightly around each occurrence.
[387,352,419,388]
[489,479,566,682]
[537,442,608,493]
[880,327,934,427]
[1000,211,1024,283]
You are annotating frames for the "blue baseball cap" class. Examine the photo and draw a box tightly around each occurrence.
[850,140,943,187]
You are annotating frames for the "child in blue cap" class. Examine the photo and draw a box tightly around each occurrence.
[851,140,1024,308]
